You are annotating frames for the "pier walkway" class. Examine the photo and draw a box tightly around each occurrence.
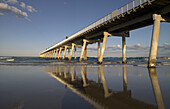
[40,0,170,67]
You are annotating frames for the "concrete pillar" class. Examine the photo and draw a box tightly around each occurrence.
[69,43,75,61]
[98,41,101,62]
[79,39,89,62]
[63,46,67,60]
[148,14,163,68]
[84,45,87,61]
[55,49,59,59]
[98,32,111,64]
[148,68,165,109]
[58,48,62,59]
[122,36,127,63]
[74,47,77,60]
[53,50,55,58]
[68,49,70,59]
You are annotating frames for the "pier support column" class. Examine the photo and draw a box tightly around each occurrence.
[55,49,59,59]
[74,47,77,60]
[79,39,89,62]
[63,46,67,60]
[148,68,165,109]
[53,50,55,58]
[69,43,75,61]
[98,32,112,64]
[122,36,127,64]
[68,49,70,59]
[148,14,164,68]
[84,45,87,61]
[58,48,62,59]
[98,41,101,62]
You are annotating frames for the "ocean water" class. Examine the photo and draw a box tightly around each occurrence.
[0,56,170,66]
[0,56,170,109]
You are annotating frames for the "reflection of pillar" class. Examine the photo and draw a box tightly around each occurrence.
[59,66,61,76]
[63,66,67,78]
[70,67,75,81]
[123,65,127,92]
[100,66,112,98]
[81,66,88,87]
[148,14,164,68]
[98,67,101,83]
[84,66,87,80]
[148,68,165,109]
[74,66,77,79]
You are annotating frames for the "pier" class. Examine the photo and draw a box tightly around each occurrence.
[40,0,170,67]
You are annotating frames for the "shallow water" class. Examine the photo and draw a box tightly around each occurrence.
[0,64,170,109]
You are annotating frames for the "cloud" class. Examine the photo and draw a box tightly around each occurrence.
[0,3,29,20]
[0,12,4,15]
[3,0,18,4]
[26,5,37,13]
[88,46,98,50]
[19,2,37,13]
[20,2,25,9]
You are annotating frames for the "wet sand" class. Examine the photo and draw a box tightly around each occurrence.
[0,64,170,109]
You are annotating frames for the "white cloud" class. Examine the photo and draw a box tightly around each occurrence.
[20,2,25,9]
[0,3,29,20]
[3,0,18,4]
[27,5,37,13]
[0,12,4,15]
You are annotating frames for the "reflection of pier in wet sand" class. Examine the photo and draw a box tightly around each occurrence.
[47,65,164,109]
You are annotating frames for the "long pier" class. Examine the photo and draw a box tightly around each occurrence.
[40,0,170,67]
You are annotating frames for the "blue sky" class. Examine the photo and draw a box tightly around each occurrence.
[0,0,170,57]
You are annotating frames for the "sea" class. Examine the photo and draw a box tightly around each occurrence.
[0,56,170,66]
[0,56,170,109]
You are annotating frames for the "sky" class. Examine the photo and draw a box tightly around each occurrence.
[0,0,170,57]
